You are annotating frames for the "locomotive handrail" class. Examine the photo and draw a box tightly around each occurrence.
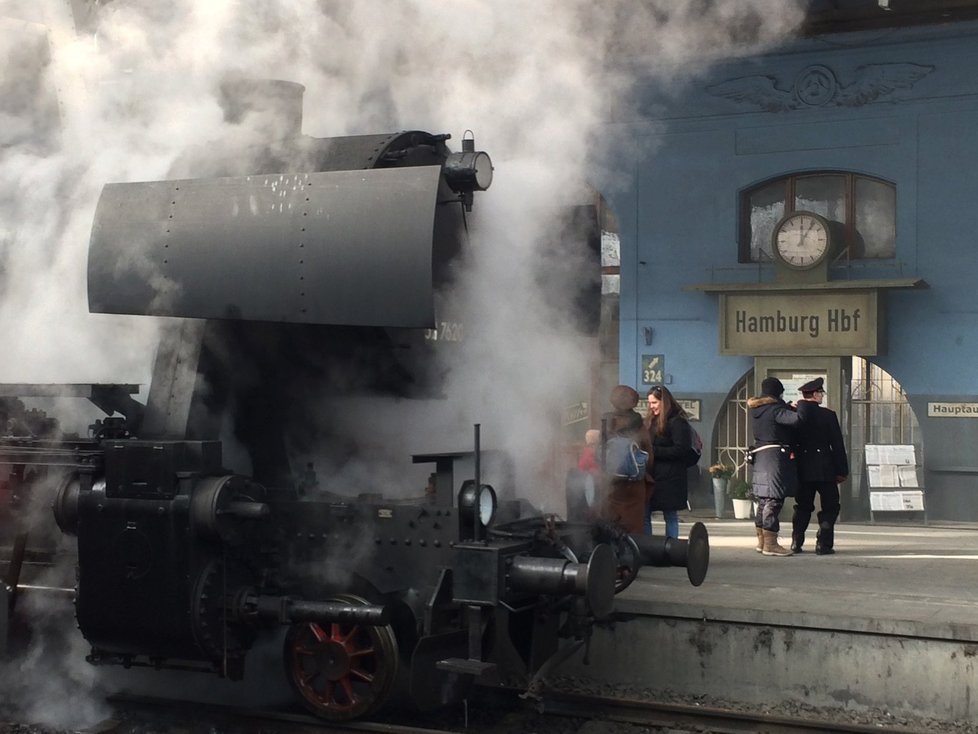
[0,443,103,468]
[238,592,390,626]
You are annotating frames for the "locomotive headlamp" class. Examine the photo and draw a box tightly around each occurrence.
[443,131,493,211]
[444,148,493,192]
[458,479,497,529]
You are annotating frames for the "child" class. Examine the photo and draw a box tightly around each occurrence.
[577,428,601,474]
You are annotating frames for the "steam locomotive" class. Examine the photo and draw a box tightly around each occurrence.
[0,80,708,721]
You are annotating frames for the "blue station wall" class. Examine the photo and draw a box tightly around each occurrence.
[603,21,978,519]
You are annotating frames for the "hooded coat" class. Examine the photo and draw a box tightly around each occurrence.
[747,394,804,499]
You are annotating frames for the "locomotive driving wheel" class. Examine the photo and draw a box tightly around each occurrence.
[283,593,399,721]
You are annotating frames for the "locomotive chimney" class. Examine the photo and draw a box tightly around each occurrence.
[218,76,305,139]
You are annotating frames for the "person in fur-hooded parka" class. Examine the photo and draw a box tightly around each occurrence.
[747,376,805,557]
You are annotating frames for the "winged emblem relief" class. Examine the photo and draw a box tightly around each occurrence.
[705,63,934,111]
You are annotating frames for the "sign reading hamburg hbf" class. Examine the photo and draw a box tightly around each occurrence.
[719,290,880,356]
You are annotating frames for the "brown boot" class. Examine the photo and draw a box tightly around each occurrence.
[762,530,793,556]
[754,527,764,553]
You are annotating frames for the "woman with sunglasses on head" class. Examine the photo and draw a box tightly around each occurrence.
[644,385,694,539]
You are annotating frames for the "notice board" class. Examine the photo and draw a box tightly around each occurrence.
[865,444,924,514]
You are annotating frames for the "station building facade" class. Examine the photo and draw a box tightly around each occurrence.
[603,18,978,521]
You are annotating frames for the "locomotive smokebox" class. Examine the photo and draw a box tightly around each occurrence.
[87,125,491,328]
[87,166,444,327]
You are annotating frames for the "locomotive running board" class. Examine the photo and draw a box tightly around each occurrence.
[435,657,496,675]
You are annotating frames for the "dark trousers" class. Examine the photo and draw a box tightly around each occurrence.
[792,481,841,548]
[754,497,785,533]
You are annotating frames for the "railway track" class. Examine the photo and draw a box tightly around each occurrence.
[85,688,931,734]
[95,695,457,734]
[536,689,931,733]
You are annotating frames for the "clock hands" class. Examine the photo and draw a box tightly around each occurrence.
[774,212,830,269]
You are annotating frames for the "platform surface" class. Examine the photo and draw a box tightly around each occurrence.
[622,513,978,641]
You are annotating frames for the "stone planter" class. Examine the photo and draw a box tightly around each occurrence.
[732,498,753,519]
[711,477,728,518]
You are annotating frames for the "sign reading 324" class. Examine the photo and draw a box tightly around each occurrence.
[641,354,664,385]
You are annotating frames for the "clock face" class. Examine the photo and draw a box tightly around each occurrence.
[774,212,830,269]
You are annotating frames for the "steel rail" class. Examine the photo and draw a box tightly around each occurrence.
[100,694,463,734]
[537,689,932,734]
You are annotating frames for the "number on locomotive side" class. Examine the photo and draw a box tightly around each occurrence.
[424,321,464,342]
[441,322,463,342]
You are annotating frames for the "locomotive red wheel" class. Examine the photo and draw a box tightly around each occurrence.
[283,594,399,720]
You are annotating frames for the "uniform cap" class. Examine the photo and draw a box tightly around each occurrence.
[799,377,825,394]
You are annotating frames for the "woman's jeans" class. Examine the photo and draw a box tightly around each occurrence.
[645,505,680,538]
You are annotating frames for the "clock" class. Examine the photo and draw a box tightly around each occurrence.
[772,211,833,269]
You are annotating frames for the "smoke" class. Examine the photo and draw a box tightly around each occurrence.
[0,586,112,728]
[276,0,808,505]
[0,0,806,443]
[0,0,806,726]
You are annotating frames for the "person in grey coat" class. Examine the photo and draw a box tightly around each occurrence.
[791,377,849,555]
[747,376,805,557]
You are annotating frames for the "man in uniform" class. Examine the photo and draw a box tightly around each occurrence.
[791,377,849,555]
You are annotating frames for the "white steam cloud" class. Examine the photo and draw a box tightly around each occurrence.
[0,0,805,726]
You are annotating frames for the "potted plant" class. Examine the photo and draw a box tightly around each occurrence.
[708,463,735,479]
[707,464,737,479]
[707,464,735,518]
[727,476,754,519]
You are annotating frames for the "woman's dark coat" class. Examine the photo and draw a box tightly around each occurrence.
[747,395,804,499]
[647,411,692,512]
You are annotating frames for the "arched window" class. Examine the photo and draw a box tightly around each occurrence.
[740,172,895,263]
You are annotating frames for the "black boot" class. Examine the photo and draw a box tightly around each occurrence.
[815,524,835,555]
[791,513,810,553]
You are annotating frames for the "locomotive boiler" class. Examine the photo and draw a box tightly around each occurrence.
[0,79,709,721]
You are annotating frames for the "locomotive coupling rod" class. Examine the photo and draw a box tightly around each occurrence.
[244,594,390,626]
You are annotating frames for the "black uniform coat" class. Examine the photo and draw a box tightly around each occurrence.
[747,395,804,500]
[647,411,692,512]
[795,400,849,481]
